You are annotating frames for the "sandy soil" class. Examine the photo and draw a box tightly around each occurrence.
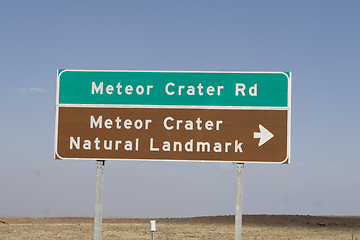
[1,215,360,239]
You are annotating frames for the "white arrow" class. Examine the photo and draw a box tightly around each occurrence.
[254,124,274,147]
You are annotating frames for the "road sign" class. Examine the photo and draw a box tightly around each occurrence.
[55,70,291,163]
[57,70,289,107]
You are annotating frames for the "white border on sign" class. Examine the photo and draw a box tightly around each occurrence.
[54,70,291,164]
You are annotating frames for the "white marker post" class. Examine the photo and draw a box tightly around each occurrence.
[235,163,244,240]
[150,220,156,240]
[94,160,105,240]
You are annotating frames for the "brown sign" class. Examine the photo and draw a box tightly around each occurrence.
[55,107,289,163]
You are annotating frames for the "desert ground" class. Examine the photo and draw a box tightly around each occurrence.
[1,215,360,240]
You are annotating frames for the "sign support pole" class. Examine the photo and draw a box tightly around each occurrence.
[235,163,244,240]
[94,160,105,240]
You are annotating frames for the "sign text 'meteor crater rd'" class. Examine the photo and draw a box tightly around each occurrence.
[58,70,289,107]
[91,81,258,97]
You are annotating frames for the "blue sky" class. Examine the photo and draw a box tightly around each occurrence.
[0,0,359,218]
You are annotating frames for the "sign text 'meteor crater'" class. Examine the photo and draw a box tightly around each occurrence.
[56,107,289,163]
[58,70,289,107]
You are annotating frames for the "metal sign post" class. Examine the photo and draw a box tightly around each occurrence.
[94,160,105,240]
[235,163,244,240]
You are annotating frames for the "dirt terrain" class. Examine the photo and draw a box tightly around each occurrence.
[1,215,360,239]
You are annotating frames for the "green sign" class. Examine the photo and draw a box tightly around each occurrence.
[57,70,290,108]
